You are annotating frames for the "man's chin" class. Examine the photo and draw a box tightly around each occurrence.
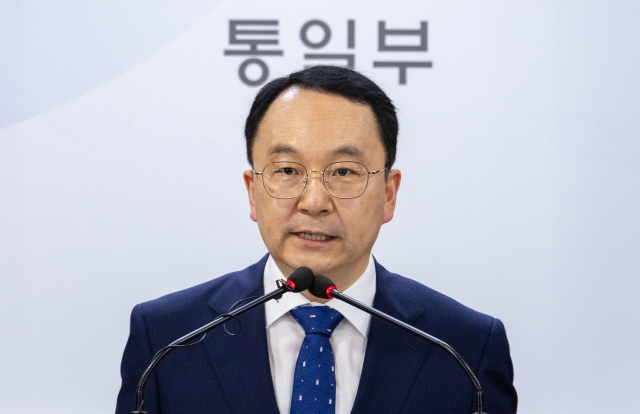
[279,251,341,277]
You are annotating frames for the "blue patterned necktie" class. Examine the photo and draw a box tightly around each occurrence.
[290,306,344,414]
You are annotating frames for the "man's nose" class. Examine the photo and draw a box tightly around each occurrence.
[297,171,333,215]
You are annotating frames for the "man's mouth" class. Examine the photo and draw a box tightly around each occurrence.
[295,232,334,241]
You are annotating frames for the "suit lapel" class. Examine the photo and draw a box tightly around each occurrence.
[203,256,280,414]
[351,261,432,414]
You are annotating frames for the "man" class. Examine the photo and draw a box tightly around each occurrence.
[116,66,517,414]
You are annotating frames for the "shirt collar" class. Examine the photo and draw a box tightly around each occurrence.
[263,254,376,338]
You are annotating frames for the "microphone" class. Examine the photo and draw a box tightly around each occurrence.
[132,266,314,414]
[309,274,487,414]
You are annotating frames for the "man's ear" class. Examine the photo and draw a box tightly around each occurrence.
[243,170,258,222]
[382,169,401,224]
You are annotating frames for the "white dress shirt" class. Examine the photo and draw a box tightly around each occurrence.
[263,255,376,414]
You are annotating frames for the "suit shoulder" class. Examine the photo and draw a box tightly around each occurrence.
[376,263,497,331]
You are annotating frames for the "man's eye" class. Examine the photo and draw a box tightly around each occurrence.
[334,168,352,177]
[274,167,297,175]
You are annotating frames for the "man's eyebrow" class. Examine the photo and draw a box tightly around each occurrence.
[332,145,364,158]
[268,144,300,156]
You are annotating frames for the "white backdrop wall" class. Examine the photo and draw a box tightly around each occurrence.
[1,1,639,413]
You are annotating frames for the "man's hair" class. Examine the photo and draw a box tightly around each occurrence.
[244,66,398,169]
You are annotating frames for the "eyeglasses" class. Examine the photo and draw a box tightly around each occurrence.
[252,161,387,199]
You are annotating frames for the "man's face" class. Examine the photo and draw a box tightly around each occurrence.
[244,87,401,289]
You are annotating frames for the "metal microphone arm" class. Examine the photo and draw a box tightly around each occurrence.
[329,289,485,414]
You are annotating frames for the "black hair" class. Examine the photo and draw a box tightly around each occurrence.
[244,65,398,169]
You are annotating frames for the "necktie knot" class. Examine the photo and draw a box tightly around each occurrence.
[290,306,343,337]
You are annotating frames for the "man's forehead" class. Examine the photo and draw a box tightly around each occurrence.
[263,88,374,127]
[278,85,302,102]
[259,90,377,137]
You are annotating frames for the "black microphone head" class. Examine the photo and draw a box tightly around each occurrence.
[308,274,336,299]
[287,267,314,292]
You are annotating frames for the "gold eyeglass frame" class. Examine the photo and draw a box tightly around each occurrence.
[252,161,387,199]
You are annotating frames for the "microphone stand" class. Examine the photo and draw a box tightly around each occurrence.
[132,279,294,414]
[329,288,486,414]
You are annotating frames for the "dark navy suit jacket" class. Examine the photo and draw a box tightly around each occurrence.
[116,255,517,413]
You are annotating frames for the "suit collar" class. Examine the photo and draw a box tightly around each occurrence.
[351,260,432,413]
[370,258,426,322]
[203,254,280,414]
[207,254,270,315]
